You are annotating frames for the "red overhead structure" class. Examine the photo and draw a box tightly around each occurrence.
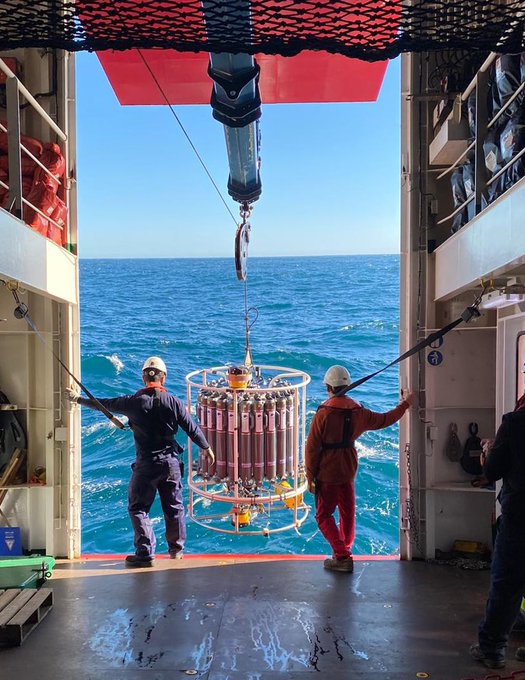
[97,50,388,106]
[95,5,389,204]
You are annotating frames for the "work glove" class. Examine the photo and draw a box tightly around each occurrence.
[65,387,80,403]
[203,447,215,465]
[480,438,494,466]
[401,390,417,407]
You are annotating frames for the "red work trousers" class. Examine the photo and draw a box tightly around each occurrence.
[315,480,355,560]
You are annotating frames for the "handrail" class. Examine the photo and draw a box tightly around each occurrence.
[461,53,497,102]
[436,146,525,226]
[0,59,66,141]
[436,140,475,180]
[0,122,63,189]
[0,58,69,247]
[1,181,64,232]
[488,82,525,129]
[2,183,65,232]
[434,52,525,240]
[437,55,496,184]
[486,146,525,187]
[21,196,63,232]
[436,195,474,225]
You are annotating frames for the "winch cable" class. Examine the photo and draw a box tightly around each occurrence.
[137,49,238,228]
[338,284,488,396]
[243,280,252,367]
[3,281,125,430]
[234,200,257,367]
[140,49,257,328]
[243,282,258,369]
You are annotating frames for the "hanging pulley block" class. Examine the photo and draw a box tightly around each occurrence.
[235,218,250,281]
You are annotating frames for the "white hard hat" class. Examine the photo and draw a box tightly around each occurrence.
[323,365,351,387]
[142,356,167,376]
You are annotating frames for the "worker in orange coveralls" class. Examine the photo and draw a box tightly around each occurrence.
[306,365,415,572]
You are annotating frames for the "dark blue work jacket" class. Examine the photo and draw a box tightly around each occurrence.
[484,409,525,520]
[79,387,209,459]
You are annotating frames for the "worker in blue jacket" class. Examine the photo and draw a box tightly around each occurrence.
[67,356,214,568]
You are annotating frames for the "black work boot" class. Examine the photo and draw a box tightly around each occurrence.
[469,644,505,669]
[125,555,154,568]
[323,556,354,572]
[516,647,525,661]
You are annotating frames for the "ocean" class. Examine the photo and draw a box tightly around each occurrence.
[80,255,401,556]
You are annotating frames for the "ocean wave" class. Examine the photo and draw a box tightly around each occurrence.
[356,440,399,461]
[83,479,125,494]
[82,421,113,436]
[339,320,399,332]
[356,442,379,459]
[105,353,124,373]
[81,353,126,377]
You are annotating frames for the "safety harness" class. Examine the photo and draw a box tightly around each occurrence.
[317,405,355,450]
[151,387,166,449]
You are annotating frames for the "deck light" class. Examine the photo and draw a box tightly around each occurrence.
[480,289,525,309]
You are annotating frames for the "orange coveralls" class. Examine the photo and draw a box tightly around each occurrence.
[306,395,409,559]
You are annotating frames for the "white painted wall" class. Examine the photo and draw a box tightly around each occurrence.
[0,209,77,304]
[434,177,525,300]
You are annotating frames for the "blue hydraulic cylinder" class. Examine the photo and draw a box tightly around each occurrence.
[208,52,262,203]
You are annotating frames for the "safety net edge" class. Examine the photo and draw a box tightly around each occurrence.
[0,0,523,60]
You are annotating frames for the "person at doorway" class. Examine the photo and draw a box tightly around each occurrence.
[305,364,415,572]
[66,356,214,568]
[470,391,525,669]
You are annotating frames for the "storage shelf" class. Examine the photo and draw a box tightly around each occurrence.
[0,330,55,335]
[430,482,494,493]
[0,484,47,490]
[425,327,496,332]
[0,406,52,411]
[426,406,495,411]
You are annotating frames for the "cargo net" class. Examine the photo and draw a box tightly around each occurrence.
[1,0,525,61]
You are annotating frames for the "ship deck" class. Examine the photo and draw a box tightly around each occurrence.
[0,555,520,680]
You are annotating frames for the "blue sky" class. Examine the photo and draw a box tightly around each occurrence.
[76,53,400,258]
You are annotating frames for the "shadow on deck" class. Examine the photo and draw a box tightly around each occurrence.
[0,556,519,679]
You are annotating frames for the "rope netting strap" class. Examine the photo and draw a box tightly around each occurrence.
[0,1,524,60]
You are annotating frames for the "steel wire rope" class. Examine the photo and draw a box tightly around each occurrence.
[137,49,238,227]
[139,50,258,366]
[243,279,257,366]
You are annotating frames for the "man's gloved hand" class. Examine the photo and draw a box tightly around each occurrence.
[401,390,417,407]
[65,387,80,403]
[307,479,316,494]
[480,438,494,467]
[203,447,215,465]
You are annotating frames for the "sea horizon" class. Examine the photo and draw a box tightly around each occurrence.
[79,253,400,260]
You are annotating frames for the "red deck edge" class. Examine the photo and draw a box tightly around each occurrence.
[80,553,399,561]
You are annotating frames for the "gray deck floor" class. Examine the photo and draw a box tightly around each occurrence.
[1,556,522,680]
